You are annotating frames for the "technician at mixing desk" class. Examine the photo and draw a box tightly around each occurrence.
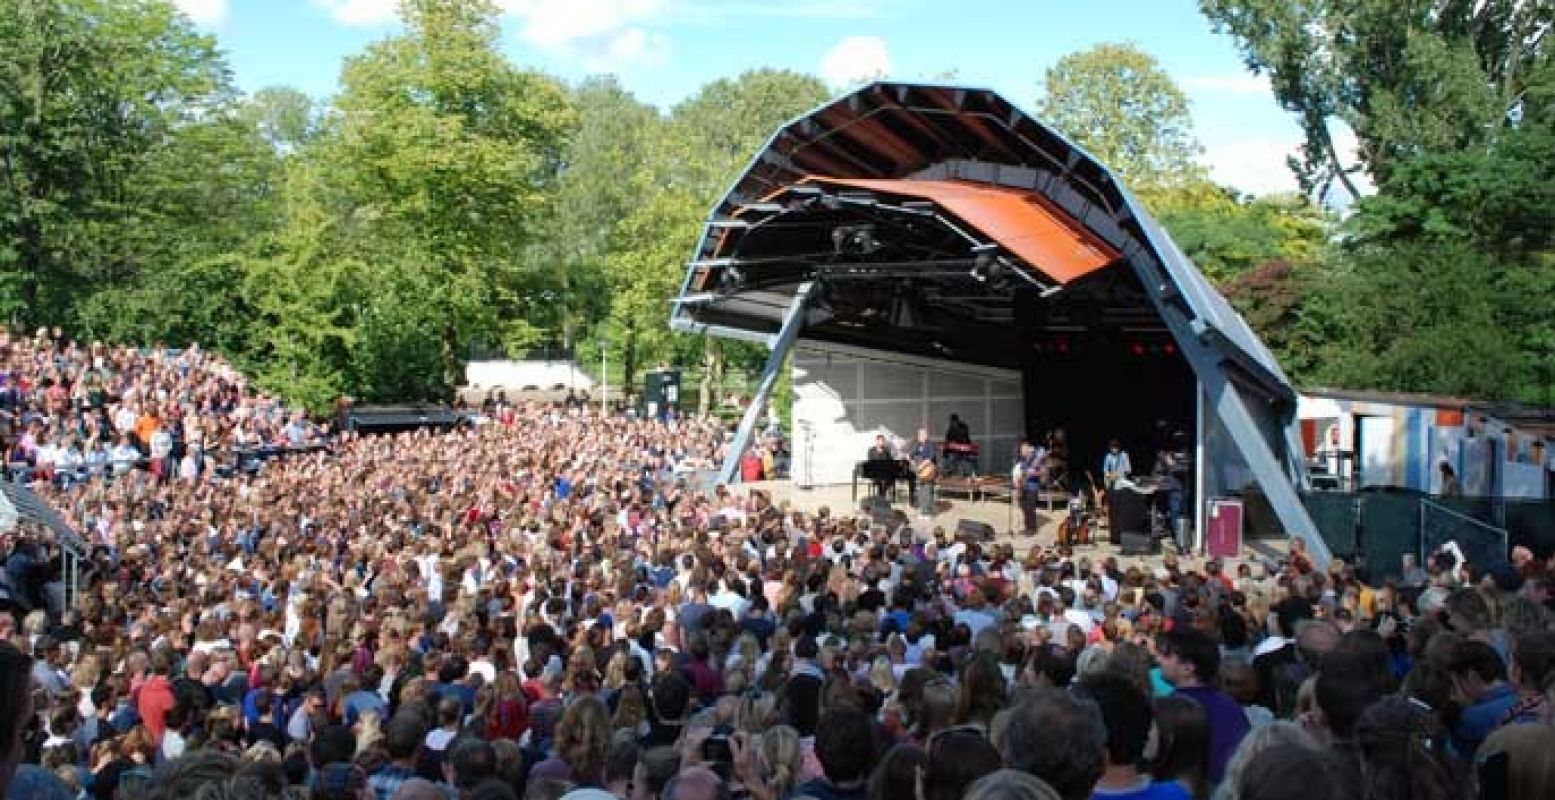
[1102,439,1132,490]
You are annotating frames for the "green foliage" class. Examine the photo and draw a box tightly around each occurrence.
[0,0,237,326]
[1146,183,1332,283]
[10,0,1551,415]
[1200,0,1553,196]
[1038,43,1205,188]
[1305,122,1555,404]
[1302,240,1528,400]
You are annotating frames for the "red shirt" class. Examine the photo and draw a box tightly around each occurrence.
[138,675,176,745]
[739,453,764,482]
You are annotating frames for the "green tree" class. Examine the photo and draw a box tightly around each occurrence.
[528,76,662,351]
[1038,43,1205,188]
[0,0,234,325]
[667,69,831,200]
[661,70,830,412]
[1146,182,1331,284]
[307,0,575,391]
[1200,0,1554,197]
[241,87,317,155]
[1305,240,1525,400]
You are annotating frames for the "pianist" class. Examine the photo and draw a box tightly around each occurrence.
[866,434,896,497]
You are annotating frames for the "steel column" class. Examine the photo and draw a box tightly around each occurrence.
[1136,272,1333,571]
[716,282,816,486]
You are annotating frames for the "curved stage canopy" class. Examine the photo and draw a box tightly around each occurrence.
[671,81,1329,565]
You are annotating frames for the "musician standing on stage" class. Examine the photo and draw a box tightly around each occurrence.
[1014,440,1043,536]
[909,428,937,518]
[867,434,896,498]
[1102,438,1132,490]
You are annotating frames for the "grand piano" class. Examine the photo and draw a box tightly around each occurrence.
[852,458,914,502]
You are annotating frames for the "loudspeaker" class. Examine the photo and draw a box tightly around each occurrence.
[1108,488,1149,546]
[956,519,996,543]
[1120,532,1154,556]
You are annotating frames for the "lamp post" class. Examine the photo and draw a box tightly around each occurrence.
[599,339,608,412]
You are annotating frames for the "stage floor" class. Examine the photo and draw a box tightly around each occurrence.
[739,480,1289,571]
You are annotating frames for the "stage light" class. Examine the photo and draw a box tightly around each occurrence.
[1131,343,1145,356]
[832,225,881,255]
[970,252,994,283]
[1164,342,1176,355]
[1057,341,1069,354]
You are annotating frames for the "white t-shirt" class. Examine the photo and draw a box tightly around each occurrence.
[425,728,456,752]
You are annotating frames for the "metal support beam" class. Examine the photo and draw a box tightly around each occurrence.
[669,316,778,347]
[1203,369,1333,570]
[1141,282,1333,571]
[716,282,816,486]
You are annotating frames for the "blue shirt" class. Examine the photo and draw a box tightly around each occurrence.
[1093,781,1191,800]
[1452,682,1519,757]
[343,689,388,726]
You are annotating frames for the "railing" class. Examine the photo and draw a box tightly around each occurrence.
[1302,490,1549,580]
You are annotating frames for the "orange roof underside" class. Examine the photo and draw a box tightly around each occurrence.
[803,176,1120,284]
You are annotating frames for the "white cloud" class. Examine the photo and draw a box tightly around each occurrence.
[500,0,668,68]
[1182,73,1270,96]
[674,0,883,22]
[1202,136,1303,197]
[1200,124,1374,200]
[174,0,227,26]
[311,0,400,26]
[819,36,892,88]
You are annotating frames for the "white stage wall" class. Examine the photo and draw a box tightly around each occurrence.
[791,342,1024,487]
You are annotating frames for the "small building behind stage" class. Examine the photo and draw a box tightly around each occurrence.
[1297,389,1555,500]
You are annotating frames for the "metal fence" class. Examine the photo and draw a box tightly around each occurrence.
[1301,491,1551,580]
[1420,499,1510,573]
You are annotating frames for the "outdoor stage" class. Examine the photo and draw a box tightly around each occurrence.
[741,478,1290,570]
[671,82,1335,569]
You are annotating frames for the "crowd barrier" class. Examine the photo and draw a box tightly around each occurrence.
[1302,490,1555,581]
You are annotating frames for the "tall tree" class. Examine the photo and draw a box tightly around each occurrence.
[1200,0,1554,197]
[1037,43,1205,188]
[663,70,830,412]
[529,76,662,352]
[0,0,233,326]
[308,0,575,391]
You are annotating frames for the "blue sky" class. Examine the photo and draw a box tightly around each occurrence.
[175,0,1336,196]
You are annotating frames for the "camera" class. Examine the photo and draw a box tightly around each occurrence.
[702,734,733,780]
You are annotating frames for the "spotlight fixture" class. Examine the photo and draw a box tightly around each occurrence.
[831,225,881,255]
[970,251,995,283]
[970,251,1011,289]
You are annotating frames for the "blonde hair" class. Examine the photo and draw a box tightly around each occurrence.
[72,654,101,690]
[760,725,802,799]
[736,691,779,734]
[869,656,897,694]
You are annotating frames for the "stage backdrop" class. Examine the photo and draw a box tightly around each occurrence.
[791,341,1024,487]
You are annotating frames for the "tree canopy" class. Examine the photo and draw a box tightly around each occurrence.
[1038,42,1205,188]
[1,0,1550,411]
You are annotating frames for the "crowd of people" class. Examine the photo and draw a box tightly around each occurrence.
[1,326,1554,800]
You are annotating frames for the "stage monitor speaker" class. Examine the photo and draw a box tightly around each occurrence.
[1120,532,1154,556]
[956,519,996,543]
[1108,489,1149,547]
